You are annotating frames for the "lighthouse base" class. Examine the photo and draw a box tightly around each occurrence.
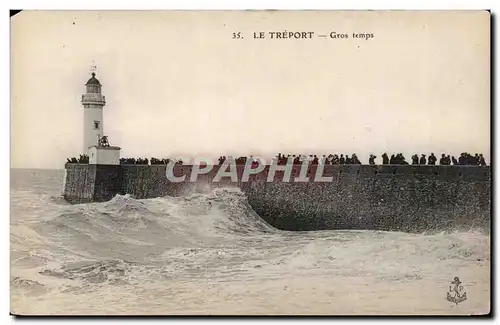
[89,145,121,165]
[63,163,122,204]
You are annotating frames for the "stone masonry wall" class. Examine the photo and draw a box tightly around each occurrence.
[64,164,490,232]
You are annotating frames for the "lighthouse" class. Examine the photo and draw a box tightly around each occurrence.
[81,69,120,165]
[63,67,123,204]
[82,71,105,153]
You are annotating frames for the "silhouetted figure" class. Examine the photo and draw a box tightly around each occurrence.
[419,154,426,165]
[351,154,361,164]
[77,154,89,163]
[332,154,339,164]
[439,154,446,165]
[465,153,473,165]
[345,155,352,164]
[451,156,458,165]
[389,154,395,164]
[428,153,437,165]
[395,153,408,165]
[458,153,465,165]
[479,154,486,166]
[281,154,289,165]
[339,154,345,164]
[411,154,419,165]
[460,153,466,165]
[312,155,319,165]
[326,154,333,165]
[382,153,389,165]
[368,154,376,165]
[445,155,451,165]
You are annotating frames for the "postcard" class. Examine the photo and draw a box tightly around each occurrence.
[10,10,490,315]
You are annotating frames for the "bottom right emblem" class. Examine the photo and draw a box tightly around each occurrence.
[446,277,467,305]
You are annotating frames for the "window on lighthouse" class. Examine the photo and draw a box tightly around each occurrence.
[94,121,100,129]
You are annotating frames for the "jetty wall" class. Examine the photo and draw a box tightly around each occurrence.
[63,164,122,204]
[63,164,491,232]
[239,165,490,232]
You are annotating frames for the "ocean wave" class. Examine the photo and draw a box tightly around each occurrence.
[11,276,48,296]
[39,259,133,285]
[36,188,276,241]
[11,185,491,299]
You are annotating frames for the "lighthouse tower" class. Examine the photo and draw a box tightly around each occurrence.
[81,69,120,165]
[63,68,123,204]
[82,71,105,153]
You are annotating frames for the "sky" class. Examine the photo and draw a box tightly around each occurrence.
[10,10,490,169]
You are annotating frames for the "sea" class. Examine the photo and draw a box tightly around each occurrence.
[10,169,490,315]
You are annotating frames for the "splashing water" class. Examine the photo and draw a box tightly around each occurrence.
[10,169,490,315]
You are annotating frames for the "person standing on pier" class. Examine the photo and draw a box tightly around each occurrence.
[419,154,427,165]
[382,153,389,165]
[428,153,437,165]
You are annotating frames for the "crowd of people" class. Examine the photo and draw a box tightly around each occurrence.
[66,152,487,166]
[272,154,363,165]
[66,154,89,164]
[119,157,149,165]
[388,152,487,166]
[118,157,183,165]
[118,157,184,165]
[217,156,261,166]
[217,152,487,166]
[216,154,364,165]
[150,158,172,165]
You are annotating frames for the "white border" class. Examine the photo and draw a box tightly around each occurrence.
[3,1,497,324]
